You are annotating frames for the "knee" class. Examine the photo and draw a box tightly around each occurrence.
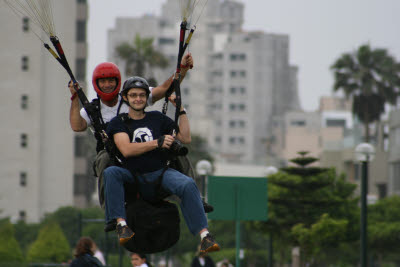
[182,176,196,190]
[103,166,120,182]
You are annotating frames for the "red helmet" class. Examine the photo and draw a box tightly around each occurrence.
[92,62,121,101]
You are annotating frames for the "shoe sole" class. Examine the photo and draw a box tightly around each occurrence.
[201,244,220,253]
[119,233,135,246]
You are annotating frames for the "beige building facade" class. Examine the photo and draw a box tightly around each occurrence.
[0,0,87,222]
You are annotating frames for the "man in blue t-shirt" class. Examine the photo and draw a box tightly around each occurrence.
[105,77,220,254]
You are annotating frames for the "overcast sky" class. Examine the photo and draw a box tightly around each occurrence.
[87,0,400,111]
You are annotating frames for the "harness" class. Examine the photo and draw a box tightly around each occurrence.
[88,97,125,165]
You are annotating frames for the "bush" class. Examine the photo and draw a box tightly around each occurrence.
[0,220,24,262]
[27,222,71,263]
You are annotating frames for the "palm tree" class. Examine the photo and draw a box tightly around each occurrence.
[115,34,169,85]
[331,44,400,142]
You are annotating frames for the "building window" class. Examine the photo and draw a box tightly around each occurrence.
[326,119,346,128]
[354,163,361,181]
[22,17,29,32]
[22,56,29,71]
[394,127,400,146]
[21,94,28,109]
[77,0,87,3]
[158,37,174,45]
[212,53,223,59]
[229,137,235,144]
[391,162,400,192]
[19,211,26,221]
[229,104,236,111]
[240,87,246,94]
[240,71,246,77]
[290,120,306,126]
[21,134,28,148]
[212,71,222,77]
[229,121,235,128]
[75,58,86,81]
[239,104,245,111]
[230,71,237,77]
[238,137,245,144]
[376,183,387,199]
[230,87,236,94]
[74,136,86,157]
[20,172,27,187]
[239,121,245,128]
[215,136,221,143]
[76,20,86,42]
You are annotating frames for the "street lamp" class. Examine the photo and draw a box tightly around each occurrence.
[263,166,278,267]
[264,166,278,176]
[196,160,212,199]
[355,143,375,267]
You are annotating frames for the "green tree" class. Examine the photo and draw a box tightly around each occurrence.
[14,220,41,255]
[42,206,81,248]
[331,44,400,142]
[369,196,400,264]
[0,220,24,263]
[254,152,359,266]
[27,222,71,263]
[292,213,348,266]
[116,34,169,85]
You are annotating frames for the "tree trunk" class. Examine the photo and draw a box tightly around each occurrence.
[364,104,370,142]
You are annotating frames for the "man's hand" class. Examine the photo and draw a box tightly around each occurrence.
[168,94,177,107]
[181,53,193,69]
[68,80,79,95]
[158,135,175,149]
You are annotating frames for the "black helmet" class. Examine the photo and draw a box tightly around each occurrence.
[121,76,150,97]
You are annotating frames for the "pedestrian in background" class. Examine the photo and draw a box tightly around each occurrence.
[70,237,104,267]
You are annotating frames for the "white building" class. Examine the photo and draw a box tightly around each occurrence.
[107,0,300,165]
[388,109,400,196]
[0,0,87,222]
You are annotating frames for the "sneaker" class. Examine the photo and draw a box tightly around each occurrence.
[200,234,220,253]
[116,224,134,245]
[202,200,214,213]
[104,219,117,232]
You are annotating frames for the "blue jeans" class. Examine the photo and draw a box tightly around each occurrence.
[103,166,208,235]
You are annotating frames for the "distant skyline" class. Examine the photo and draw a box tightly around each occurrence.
[87,0,400,111]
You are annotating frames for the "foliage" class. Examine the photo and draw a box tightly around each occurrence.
[253,152,359,266]
[292,213,348,264]
[369,196,400,263]
[14,220,41,255]
[0,220,24,263]
[42,206,81,248]
[331,44,400,141]
[26,222,71,263]
[116,34,169,84]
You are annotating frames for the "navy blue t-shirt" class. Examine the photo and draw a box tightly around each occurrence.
[107,111,177,173]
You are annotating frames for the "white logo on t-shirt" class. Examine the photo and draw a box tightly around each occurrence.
[132,128,153,143]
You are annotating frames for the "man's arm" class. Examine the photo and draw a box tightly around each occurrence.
[69,81,88,132]
[114,132,175,158]
[151,53,193,103]
[175,106,191,144]
[168,96,191,144]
